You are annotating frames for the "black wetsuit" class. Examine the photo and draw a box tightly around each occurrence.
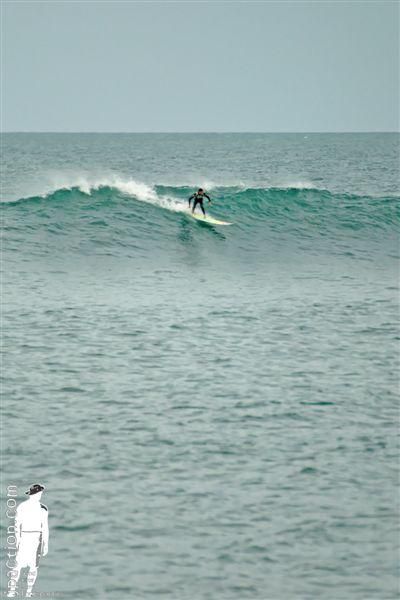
[188,192,211,216]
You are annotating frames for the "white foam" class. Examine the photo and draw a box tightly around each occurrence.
[282,180,318,190]
[39,173,189,214]
[156,178,247,191]
[110,178,187,213]
[268,179,319,190]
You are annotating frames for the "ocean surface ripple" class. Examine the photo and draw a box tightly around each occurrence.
[2,133,399,599]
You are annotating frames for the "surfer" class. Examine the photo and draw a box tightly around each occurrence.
[188,188,211,217]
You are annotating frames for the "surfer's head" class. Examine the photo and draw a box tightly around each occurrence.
[198,188,204,193]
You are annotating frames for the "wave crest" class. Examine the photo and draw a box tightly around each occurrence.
[3,176,399,234]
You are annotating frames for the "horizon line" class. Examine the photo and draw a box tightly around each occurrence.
[2,130,399,134]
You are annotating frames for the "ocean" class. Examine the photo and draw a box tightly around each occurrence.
[2,133,399,599]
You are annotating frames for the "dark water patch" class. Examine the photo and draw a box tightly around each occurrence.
[301,401,335,406]
[55,523,96,532]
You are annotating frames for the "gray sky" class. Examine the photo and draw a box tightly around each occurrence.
[2,1,399,132]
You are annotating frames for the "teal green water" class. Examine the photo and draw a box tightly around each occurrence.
[2,133,399,599]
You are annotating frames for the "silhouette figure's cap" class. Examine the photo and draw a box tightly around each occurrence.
[25,484,45,495]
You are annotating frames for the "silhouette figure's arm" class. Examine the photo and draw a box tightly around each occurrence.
[15,506,22,549]
[41,505,49,556]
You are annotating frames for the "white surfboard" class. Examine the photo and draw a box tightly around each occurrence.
[190,212,232,226]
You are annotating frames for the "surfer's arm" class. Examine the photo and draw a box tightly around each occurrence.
[188,194,195,207]
[204,194,211,202]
